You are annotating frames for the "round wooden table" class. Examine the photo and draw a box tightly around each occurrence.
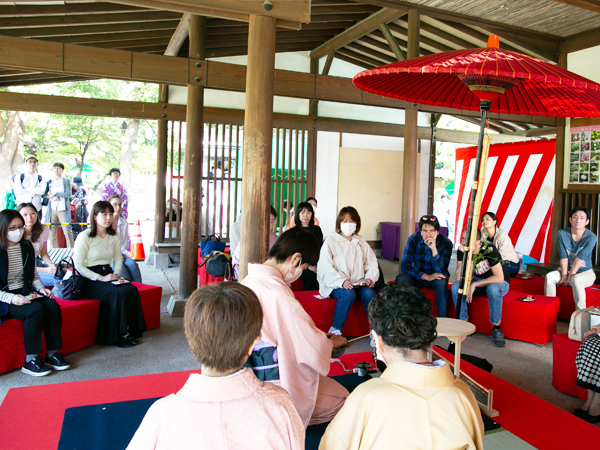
[434,318,476,376]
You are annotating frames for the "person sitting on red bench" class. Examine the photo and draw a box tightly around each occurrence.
[451,228,510,348]
[574,324,600,423]
[127,282,304,450]
[0,208,70,376]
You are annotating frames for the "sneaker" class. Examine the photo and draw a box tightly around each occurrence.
[492,328,506,348]
[22,357,51,377]
[327,327,342,336]
[45,353,70,371]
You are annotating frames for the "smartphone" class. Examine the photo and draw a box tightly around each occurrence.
[111,279,130,285]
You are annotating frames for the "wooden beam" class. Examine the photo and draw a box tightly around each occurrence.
[0,11,183,28]
[165,14,191,56]
[388,21,454,53]
[239,14,277,280]
[345,42,397,64]
[502,126,558,137]
[106,0,303,29]
[560,27,600,53]
[0,3,144,16]
[310,7,407,59]
[334,52,374,69]
[546,0,600,13]
[309,13,371,23]
[337,47,390,67]
[108,0,310,23]
[379,23,405,60]
[322,51,335,76]
[41,30,178,46]
[0,35,559,126]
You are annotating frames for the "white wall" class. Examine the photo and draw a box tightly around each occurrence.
[568,46,600,84]
[315,131,341,237]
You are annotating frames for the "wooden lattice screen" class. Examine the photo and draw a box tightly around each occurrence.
[162,122,308,242]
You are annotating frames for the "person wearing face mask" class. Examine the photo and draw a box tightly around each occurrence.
[101,168,129,219]
[17,202,56,287]
[545,206,597,310]
[319,283,484,450]
[108,195,142,283]
[241,228,349,427]
[73,201,146,348]
[317,206,379,336]
[0,209,70,376]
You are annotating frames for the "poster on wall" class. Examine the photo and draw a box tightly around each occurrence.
[569,125,600,184]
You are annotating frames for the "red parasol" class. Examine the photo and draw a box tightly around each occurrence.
[352,36,600,323]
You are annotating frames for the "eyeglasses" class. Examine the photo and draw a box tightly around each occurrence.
[421,215,438,222]
[8,225,24,232]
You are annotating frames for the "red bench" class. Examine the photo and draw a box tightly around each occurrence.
[510,274,600,319]
[294,290,370,336]
[0,283,162,374]
[552,333,587,401]
[197,247,230,286]
[465,291,559,345]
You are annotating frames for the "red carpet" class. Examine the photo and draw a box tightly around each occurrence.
[1,350,598,449]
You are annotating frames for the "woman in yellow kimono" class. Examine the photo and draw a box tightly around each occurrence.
[319,283,484,450]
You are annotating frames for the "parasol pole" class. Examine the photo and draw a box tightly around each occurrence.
[455,101,491,320]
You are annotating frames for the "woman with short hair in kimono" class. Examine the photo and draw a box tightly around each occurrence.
[128,282,305,449]
[319,283,484,450]
[242,228,350,427]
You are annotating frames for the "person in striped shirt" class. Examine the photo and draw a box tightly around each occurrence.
[0,208,70,376]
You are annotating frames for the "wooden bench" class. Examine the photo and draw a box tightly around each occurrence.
[552,333,587,401]
[0,283,162,375]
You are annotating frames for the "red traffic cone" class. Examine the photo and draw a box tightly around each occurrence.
[130,220,146,261]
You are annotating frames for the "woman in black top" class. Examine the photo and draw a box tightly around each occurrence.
[294,202,323,290]
[0,209,70,376]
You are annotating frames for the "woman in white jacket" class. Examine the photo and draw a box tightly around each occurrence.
[317,206,379,335]
[481,212,520,277]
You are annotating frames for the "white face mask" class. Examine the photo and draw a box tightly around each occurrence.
[372,331,387,365]
[284,257,303,286]
[340,222,357,236]
[7,228,24,243]
[311,206,317,215]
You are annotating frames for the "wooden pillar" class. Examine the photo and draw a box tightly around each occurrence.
[399,9,420,273]
[550,53,568,264]
[427,113,438,215]
[306,58,319,198]
[153,84,169,249]
[179,15,206,299]
[239,15,277,280]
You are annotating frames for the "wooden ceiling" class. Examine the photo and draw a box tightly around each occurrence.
[0,0,599,133]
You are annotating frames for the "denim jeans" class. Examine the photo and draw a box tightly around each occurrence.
[451,277,509,325]
[330,286,376,331]
[505,261,520,278]
[120,255,143,283]
[38,271,55,287]
[395,273,448,317]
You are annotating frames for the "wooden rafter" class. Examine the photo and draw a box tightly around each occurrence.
[546,0,600,14]
[310,7,407,59]
[560,27,600,53]
[379,23,405,60]
[345,42,397,64]
[165,14,191,56]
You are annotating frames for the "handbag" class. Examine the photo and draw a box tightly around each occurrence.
[568,307,600,341]
[199,234,226,257]
[51,257,86,300]
[199,251,232,279]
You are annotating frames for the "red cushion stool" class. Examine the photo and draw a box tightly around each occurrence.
[466,291,559,345]
[132,283,162,330]
[552,333,587,401]
[197,247,230,286]
[419,287,455,318]
[294,290,370,336]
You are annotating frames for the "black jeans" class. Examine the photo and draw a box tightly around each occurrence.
[4,290,63,354]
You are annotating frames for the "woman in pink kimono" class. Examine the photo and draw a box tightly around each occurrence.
[128,282,304,450]
[100,168,129,219]
[242,228,349,427]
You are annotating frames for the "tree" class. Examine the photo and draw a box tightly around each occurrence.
[0,111,29,196]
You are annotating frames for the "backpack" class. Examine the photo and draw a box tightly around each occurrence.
[198,251,233,280]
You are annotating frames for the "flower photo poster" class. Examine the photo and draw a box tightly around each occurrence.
[569,125,600,184]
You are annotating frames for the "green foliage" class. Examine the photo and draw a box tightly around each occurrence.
[2,79,158,183]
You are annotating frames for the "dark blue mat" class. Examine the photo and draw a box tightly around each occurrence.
[57,373,500,450]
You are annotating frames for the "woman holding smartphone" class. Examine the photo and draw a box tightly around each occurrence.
[73,201,146,348]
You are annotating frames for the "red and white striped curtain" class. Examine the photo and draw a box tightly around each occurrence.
[454,139,555,263]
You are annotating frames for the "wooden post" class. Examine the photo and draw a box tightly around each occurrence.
[239,15,276,280]
[306,58,319,198]
[178,15,206,304]
[427,113,438,215]
[551,53,567,264]
[153,84,168,249]
[399,9,420,273]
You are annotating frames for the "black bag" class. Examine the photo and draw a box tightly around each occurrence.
[447,343,493,373]
[198,251,232,279]
[199,234,226,257]
[51,257,86,300]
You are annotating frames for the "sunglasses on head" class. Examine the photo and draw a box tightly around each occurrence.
[421,215,438,222]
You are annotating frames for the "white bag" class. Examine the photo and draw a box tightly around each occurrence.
[569,307,600,341]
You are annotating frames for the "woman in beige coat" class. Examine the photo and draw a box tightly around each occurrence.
[481,211,520,277]
[319,283,484,450]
